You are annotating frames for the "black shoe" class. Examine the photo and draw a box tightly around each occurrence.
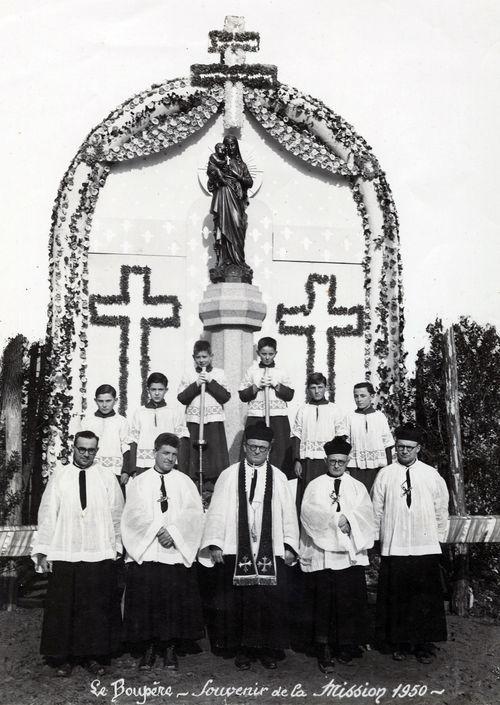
[138,644,156,671]
[163,646,178,671]
[260,653,277,670]
[54,662,73,678]
[86,659,107,676]
[337,648,354,665]
[235,652,251,670]
[415,643,436,664]
[317,644,335,674]
[318,644,335,673]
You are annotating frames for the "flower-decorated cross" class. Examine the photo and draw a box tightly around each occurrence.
[276,274,364,401]
[190,15,277,129]
[89,265,181,414]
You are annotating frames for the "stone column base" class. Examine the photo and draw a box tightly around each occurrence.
[199,283,267,462]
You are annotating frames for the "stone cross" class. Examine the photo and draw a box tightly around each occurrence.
[191,15,277,129]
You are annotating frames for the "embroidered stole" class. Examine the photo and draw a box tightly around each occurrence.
[233,459,276,586]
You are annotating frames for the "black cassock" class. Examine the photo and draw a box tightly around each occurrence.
[376,555,447,645]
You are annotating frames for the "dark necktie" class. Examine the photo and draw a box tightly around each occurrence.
[79,470,87,511]
[405,468,412,508]
[160,475,168,513]
[334,478,341,512]
[249,468,257,504]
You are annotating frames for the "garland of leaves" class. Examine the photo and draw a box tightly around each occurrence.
[276,274,363,401]
[208,30,260,54]
[191,63,277,88]
[349,179,374,375]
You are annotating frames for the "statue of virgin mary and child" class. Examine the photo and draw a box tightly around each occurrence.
[207,135,254,283]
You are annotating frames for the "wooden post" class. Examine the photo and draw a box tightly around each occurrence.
[0,335,25,610]
[443,326,470,616]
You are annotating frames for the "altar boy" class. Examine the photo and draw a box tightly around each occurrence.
[239,336,295,476]
[128,372,189,477]
[78,384,130,486]
[291,372,347,511]
[300,437,375,672]
[177,340,230,492]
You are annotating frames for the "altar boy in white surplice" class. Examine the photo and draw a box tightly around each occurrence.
[300,437,375,674]
[121,433,204,672]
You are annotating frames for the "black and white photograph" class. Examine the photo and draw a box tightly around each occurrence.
[0,2,499,704]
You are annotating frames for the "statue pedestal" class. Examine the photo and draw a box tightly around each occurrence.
[199,283,267,462]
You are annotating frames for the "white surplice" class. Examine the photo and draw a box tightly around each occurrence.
[346,409,394,469]
[239,363,292,417]
[129,404,189,468]
[121,467,204,567]
[292,402,347,459]
[371,460,449,556]
[300,473,375,571]
[31,461,124,563]
[78,412,130,474]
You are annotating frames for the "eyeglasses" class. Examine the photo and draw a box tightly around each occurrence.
[327,459,347,467]
[396,444,419,452]
[246,444,269,454]
[75,446,97,455]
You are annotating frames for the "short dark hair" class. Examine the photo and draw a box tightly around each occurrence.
[74,430,99,446]
[257,336,277,351]
[353,381,375,395]
[307,372,327,386]
[95,384,117,398]
[154,433,179,451]
[193,339,211,355]
[147,372,168,387]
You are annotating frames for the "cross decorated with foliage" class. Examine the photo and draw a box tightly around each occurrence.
[191,15,277,129]
[89,266,181,414]
[276,274,364,402]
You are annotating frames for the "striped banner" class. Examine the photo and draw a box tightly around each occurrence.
[0,518,500,557]
[0,526,37,558]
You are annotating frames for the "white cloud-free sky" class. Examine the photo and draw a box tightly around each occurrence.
[0,0,499,369]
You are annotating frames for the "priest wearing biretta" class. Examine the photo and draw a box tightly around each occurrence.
[199,421,299,670]
[300,436,375,672]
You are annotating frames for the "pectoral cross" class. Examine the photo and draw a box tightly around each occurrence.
[257,556,272,573]
[329,489,340,506]
[191,16,277,129]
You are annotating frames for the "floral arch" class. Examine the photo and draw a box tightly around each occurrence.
[43,76,404,474]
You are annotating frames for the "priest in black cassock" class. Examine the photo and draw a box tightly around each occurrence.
[121,432,205,671]
[199,422,299,670]
[300,437,375,672]
[371,424,449,663]
[32,431,124,677]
